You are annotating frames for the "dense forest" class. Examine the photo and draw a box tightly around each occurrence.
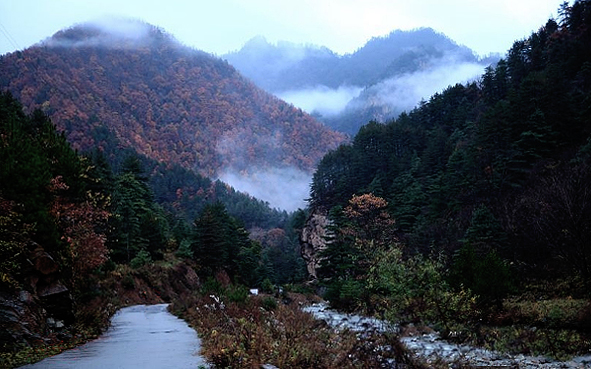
[0,91,308,357]
[309,0,591,355]
[0,21,344,177]
[0,24,335,344]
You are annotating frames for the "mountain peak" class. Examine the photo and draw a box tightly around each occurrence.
[44,17,176,49]
[243,35,271,48]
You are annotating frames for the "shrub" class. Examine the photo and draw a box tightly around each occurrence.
[130,250,152,269]
[451,244,513,305]
[261,296,277,311]
[226,285,248,304]
[122,274,135,290]
[200,277,224,295]
[370,248,479,329]
[261,278,274,294]
[175,239,193,259]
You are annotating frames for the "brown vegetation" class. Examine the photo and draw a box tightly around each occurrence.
[171,290,425,368]
[0,23,345,177]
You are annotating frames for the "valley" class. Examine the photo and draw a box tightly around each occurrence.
[2,1,591,367]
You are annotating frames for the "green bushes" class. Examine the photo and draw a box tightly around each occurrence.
[369,248,479,330]
[261,296,278,311]
[450,244,513,304]
[226,285,249,304]
[130,249,152,269]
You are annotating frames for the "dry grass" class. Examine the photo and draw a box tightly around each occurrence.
[171,291,427,368]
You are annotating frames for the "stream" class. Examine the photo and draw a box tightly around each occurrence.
[303,302,591,368]
[20,304,208,369]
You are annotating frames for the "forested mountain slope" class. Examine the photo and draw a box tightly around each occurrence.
[307,0,591,311]
[0,20,345,177]
[0,89,308,360]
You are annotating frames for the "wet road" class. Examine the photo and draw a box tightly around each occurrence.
[20,304,208,368]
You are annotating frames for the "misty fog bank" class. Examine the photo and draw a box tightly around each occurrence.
[278,58,485,129]
[219,167,310,212]
[41,16,176,50]
[278,85,363,117]
[356,60,485,114]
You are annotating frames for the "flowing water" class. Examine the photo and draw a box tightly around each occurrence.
[20,304,208,369]
[303,302,591,368]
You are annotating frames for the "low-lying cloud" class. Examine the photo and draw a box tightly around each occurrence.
[364,60,484,114]
[43,16,156,49]
[278,85,363,117]
[277,55,487,123]
[219,167,311,212]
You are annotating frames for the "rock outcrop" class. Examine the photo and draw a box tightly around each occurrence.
[300,209,331,279]
[1,253,203,353]
[1,244,74,350]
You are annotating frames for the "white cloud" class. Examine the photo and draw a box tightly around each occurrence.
[278,85,363,117]
[219,167,310,211]
[371,61,484,113]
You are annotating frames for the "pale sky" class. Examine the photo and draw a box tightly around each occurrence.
[0,0,564,57]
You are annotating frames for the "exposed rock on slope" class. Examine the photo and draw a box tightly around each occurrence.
[300,210,331,279]
[1,244,74,349]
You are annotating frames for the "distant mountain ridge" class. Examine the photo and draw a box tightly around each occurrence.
[225,28,476,92]
[225,28,497,134]
[0,19,345,179]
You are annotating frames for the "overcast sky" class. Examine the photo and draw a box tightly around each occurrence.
[1,0,564,57]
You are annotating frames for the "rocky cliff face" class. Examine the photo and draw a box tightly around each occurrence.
[300,210,331,280]
[1,243,74,349]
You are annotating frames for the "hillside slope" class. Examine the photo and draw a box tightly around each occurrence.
[0,20,345,178]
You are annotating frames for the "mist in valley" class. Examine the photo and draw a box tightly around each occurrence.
[278,85,363,117]
[218,166,310,212]
[347,57,486,117]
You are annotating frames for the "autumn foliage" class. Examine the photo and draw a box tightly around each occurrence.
[49,176,110,282]
[0,21,345,177]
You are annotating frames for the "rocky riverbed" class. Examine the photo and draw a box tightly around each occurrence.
[303,302,591,368]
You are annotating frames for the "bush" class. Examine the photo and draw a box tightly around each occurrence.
[261,296,278,311]
[122,274,135,290]
[226,285,249,304]
[370,248,479,329]
[451,244,513,305]
[261,278,274,294]
[175,239,193,259]
[201,277,224,295]
[130,250,152,269]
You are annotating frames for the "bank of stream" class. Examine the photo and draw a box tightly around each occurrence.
[303,302,591,368]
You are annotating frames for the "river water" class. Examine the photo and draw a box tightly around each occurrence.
[304,302,591,368]
[20,304,208,369]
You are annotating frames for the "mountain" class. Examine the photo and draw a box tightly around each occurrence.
[305,1,591,308]
[225,28,496,134]
[0,19,345,182]
[223,36,339,92]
